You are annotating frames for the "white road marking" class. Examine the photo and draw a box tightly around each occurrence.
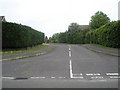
[31,77,46,79]
[106,73,119,76]
[69,60,73,78]
[73,74,83,75]
[69,51,71,57]
[91,76,103,79]
[86,73,100,76]
[51,77,55,78]
[58,77,65,78]
[110,76,120,79]
[31,77,40,79]
[2,77,15,79]
[72,77,84,79]
[39,77,46,78]
[69,48,71,51]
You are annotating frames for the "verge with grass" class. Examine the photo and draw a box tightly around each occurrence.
[87,44,119,50]
[1,45,57,61]
[1,45,49,55]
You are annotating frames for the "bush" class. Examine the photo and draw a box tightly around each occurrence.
[86,20,119,48]
[2,21,44,49]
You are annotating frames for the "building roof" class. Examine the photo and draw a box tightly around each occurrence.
[0,16,6,21]
[79,25,90,30]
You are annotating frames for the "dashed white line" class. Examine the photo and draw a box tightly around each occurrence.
[31,77,46,79]
[51,77,55,78]
[110,76,120,78]
[58,77,65,78]
[2,77,15,79]
[69,51,71,57]
[31,77,40,79]
[86,73,100,76]
[91,76,103,79]
[72,76,84,79]
[106,73,119,76]
[73,74,83,76]
[69,48,71,51]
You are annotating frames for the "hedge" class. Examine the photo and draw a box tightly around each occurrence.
[85,20,119,48]
[2,21,44,49]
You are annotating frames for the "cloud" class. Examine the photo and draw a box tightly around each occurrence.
[0,0,119,37]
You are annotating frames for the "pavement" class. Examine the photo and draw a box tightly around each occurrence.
[2,44,119,88]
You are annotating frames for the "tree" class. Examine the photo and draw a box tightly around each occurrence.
[58,32,67,43]
[89,11,110,30]
[44,36,49,43]
[67,23,81,44]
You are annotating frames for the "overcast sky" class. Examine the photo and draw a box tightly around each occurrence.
[0,0,119,37]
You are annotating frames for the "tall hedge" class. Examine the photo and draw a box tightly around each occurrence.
[86,20,119,48]
[2,21,44,49]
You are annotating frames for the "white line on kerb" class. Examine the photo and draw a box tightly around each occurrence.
[70,60,73,78]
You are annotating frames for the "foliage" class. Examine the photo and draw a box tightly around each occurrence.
[86,20,119,48]
[2,21,44,48]
[49,23,90,44]
[89,11,110,29]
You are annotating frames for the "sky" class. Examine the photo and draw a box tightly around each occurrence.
[0,0,119,37]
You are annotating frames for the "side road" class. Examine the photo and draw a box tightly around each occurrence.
[1,44,119,61]
[83,44,119,57]
[1,45,56,61]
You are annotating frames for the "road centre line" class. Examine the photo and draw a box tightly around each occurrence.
[69,60,73,78]
[69,51,71,57]
[69,48,71,51]
[51,77,55,78]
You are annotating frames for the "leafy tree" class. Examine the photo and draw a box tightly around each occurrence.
[67,23,81,44]
[58,32,67,43]
[89,11,110,30]
[44,36,49,43]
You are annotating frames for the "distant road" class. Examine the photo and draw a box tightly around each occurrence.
[2,44,118,88]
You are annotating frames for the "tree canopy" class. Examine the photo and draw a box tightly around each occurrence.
[89,11,110,30]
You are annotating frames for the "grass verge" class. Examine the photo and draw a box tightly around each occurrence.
[86,44,119,50]
[0,45,49,55]
[1,45,57,61]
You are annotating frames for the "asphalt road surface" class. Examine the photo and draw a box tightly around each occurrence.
[2,44,119,88]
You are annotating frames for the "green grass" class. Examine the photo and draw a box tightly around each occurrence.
[0,45,49,55]
[87,44,118,50]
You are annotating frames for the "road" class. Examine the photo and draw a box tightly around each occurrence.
[2,44,119,88]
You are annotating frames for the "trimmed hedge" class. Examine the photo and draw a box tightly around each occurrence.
[2,22,44,49]
[85,20,119,48]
